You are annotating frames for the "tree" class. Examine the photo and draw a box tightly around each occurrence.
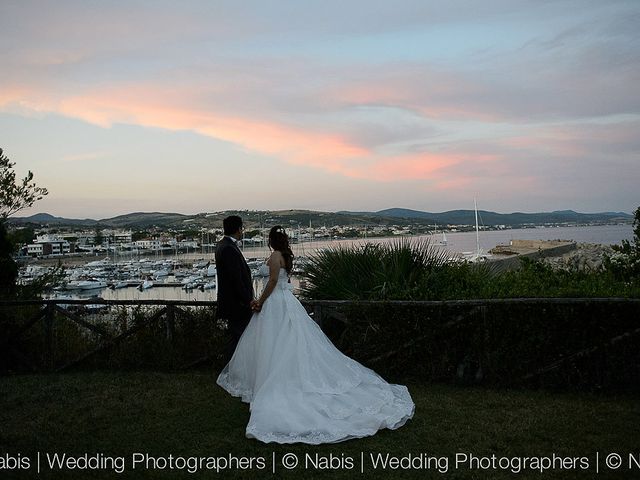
[94,227,104,247]
[7,226,35,252]
[132,231,149,242]
[607,206,640,280]
[1,148,48,220]
[0,222,18,289]
[1,148,48,293]
[620,206,640,254]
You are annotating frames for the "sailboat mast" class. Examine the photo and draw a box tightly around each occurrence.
[474,198,480,257]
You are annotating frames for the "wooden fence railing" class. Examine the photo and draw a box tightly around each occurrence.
[1,299,218,373]
[1,298,639,389]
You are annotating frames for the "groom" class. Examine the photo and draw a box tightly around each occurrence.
[215,215,255,364]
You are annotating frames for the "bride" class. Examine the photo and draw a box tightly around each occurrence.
[216,226,415,444]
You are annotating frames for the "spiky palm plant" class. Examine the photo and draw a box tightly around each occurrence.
[301,238,453,300]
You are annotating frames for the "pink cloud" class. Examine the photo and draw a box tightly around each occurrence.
[3,83,542,200]
[0,82,509,190]
[0,86,33,108]
[366,152,461,181]
[53,85,369,174]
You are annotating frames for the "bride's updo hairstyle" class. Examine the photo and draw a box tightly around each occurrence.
[268,226,294,274]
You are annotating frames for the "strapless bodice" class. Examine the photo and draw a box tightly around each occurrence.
[257,264,291,290]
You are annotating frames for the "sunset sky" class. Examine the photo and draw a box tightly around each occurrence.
[1,0,638,219]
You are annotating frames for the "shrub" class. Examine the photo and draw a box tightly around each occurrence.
[302,241,639,301]
[302,238,452,300]
[605,206,640,282]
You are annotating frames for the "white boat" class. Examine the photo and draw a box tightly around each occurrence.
[206,264,217,277]
[139,280,154,290]
[77,280,108,290]
[86,259,111,268]
[113,281,129,289]
[292,256,311,275]
[246,259,265,269]
[253,265,270,277]
[181,275,202,285]
[462,199,492,263]
[201,281,216,290]
[432,223,448,246]
[153,269,170,278]
[463,251,492,263]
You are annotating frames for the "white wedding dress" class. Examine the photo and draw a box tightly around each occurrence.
[216,265,415,444]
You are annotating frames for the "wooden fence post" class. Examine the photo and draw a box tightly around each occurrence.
[166,304,176,369]
[166,305,175,343]
[43,303,55,371]
[313,304,323,328]
[477,304,488,383]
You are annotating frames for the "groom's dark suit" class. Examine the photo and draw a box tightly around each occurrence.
[215,236,254,363]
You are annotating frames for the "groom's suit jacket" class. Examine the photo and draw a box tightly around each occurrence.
[215,236,253,321]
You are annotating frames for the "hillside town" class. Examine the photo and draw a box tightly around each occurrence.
[13,213,631,262]
[17,223,457,260]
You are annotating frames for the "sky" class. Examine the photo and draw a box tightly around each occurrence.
[1,0,638,219]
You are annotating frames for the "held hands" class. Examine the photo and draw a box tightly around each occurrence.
[251,299,262,312]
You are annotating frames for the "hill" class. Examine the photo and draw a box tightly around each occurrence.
[99,212,194,228]
[8,208,632,230]
[8,213,97,227]
[362,208,633,227]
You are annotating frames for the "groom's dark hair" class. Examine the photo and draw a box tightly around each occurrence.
[223,215,243,236]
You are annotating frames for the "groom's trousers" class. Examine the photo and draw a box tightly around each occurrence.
[223,312,252,364]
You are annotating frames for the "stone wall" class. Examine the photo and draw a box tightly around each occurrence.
[489,242,615,273]
[541,243,615,272]
[488,240,577,272]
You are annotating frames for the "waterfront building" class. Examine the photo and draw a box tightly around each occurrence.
[105,230,133,246]
[134,238,162,250]
[27,234,72,257]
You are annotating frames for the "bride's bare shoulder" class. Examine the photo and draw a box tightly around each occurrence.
[266,250,283,266]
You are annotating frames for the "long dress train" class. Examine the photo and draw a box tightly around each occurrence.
[216,267,415,444]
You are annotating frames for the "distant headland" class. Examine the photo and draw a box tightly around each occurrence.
[8,209,633,230]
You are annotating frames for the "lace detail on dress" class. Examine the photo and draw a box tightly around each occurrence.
[215,264,415,445]
[217,370,254,402]
[245,386,415,444]
[246,426,374,445]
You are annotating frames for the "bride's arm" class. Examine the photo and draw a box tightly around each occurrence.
[255,252,282,309]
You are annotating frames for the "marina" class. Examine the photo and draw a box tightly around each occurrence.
[18,224,634,302]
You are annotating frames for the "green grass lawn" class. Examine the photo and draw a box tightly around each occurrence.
[1,371,638,479]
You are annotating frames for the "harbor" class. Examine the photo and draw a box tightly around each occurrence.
[17,224,634,302]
